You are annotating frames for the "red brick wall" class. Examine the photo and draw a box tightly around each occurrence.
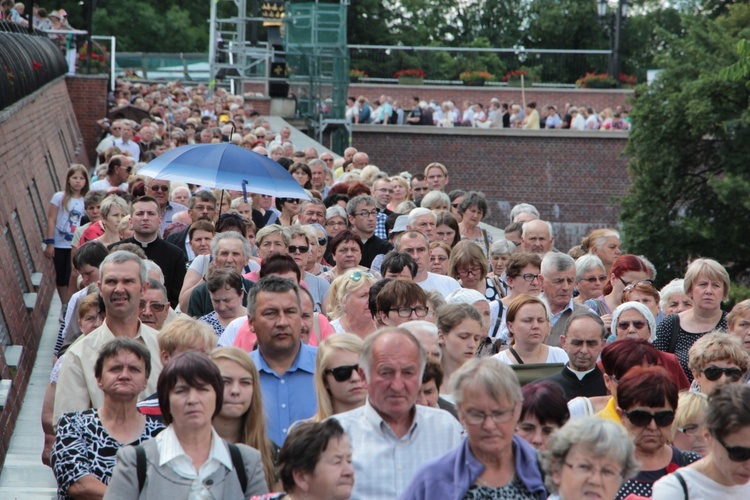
[0,76,88,470]
[352,126,630,251]
[349,83,633,112]
[66,75,109,164]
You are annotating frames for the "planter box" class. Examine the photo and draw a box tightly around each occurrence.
[506,79,525,87]
[462,80,486,87]
[398,76,424,85]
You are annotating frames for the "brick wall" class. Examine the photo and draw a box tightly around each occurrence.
[0,76,88,470]
[352,126,630,251]
[350,83,633,113]
[66,76,109,164]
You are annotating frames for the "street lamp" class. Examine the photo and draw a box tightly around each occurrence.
[597,0,630,86]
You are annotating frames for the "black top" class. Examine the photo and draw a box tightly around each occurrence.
[543,364,608,401]
[164,227,190,261]
[187,278,254,318]
[360,235,393,269]
[110,237,187,308]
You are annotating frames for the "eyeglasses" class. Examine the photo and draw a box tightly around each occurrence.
[563,462,621,481]
[355,210,378,218]
[622,409,675,427]
[322,157,334,163]
[581,275,608,284]
[703,365,744,382]
[521,273,540,282]
[325,364,359,382]
[150,185,170,192]
[457,266,482,277]
[619,278,653,288]
[390,306,429,318]
[257,135,266,139]
[123,166,133,173]
[461,405,516,426]
[716,434,750,462]
[288,245,309,254]
[623,280,655,292]
[326,221,346,227]
[316,237,327,245]
[677,424,701,436]
[451,203,459,208]
[616,320,647,330]
[139,301,167,312]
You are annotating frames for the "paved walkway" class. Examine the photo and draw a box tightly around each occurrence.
[0,294,59,499]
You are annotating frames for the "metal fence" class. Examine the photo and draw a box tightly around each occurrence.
[348,45,611,86]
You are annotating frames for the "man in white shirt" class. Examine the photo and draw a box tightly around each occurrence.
[396,231,460,298]
[334,328,463,499]
[112,120,141,162]
[89,155,132,192]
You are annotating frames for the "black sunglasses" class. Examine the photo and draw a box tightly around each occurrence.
[288,245,309,254]
[717,434,750,462]
[317,237,327,245]
[325,364,359,382]
[703,366,744,382]
[622,409,675,428]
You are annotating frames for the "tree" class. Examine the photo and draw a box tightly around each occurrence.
[619,4,750,286]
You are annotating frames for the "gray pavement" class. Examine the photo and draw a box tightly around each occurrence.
[0,294,59,499]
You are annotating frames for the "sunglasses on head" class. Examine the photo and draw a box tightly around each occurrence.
[622,409,675,428]
[325,364,359,382]
[717,434,750,462]
[703,365,744,382]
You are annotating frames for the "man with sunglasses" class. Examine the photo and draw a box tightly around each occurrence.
[90,155,133,192]
[145,178,188,234]
[333,328,463,498]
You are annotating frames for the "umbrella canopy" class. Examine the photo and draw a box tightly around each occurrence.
[137,143,310,200]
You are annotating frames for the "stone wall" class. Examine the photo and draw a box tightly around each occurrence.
[0,76,88,469]
[352,125,631,251]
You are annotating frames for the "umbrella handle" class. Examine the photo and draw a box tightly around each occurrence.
[242,180,248,203]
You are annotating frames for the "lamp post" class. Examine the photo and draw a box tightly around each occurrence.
[597,0,629,86]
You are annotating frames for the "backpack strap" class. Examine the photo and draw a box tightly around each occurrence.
[673,471,689,500]
[135,445,147,493]
[667,314,681,354]
[228,442,248,493]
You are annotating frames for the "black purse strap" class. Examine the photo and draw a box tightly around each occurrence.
[673,471,689,500]
[667,314,681,354]
[136,445,147,493]
[228,442,248,493]
[508,347,525,365]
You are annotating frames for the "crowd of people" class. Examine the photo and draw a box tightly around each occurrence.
[347,94,631,131]
[41,78,750,500]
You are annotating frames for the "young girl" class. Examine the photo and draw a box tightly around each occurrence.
[45,165,89,320]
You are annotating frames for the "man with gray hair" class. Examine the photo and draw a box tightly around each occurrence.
[510,202,540,223]
[539,252,592,347]
[522,219,555,257]
[347,195,392,268]
[333,327,462,498]
[54,251,163,424]
[187,231,255,317]
[406,207,437,242]
[297,198,326,226]
[308,159,329,196]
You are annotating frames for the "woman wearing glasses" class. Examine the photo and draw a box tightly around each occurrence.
[448,240,502,303]
[495,252,542,342]
[688,332,749,394]
[401,358,548,499]
[653,384,750,498]
[310,334,366,422]
[613,366,699,499]
[671,392,709,456]
[654,258,730,382]
[574,254,607,305]
[275,197,301,226]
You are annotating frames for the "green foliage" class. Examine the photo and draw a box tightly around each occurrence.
[620,5,750,286]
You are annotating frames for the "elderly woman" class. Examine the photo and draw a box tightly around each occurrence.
[457,191,493,254]
[210,348,277,491]
[105,352,269,498]
[199,269,246,337]
[653,384,750,498]
[436,303,484,405]
[493,295,569,365]
[52,339,164,499]
[671,392,709,456]
[324,205,348,239]
[614,366,700,499]
[727,299,750,356]
[326,268,378,338]
[421,190,451,212]
[688,332,750,394]
[435,211,462,248]
[660,278,693,316]
[575,254,607,305]
[517,381,569,451]
[585,254,651,333]
[541,418,637,500]
[310,334,366,421]
[654,258,730,382]
[320,230,365,283]
[401,358,548,499]
[487,239,516,295]
[429,241,452,275]
[387,175,410,210]
[188,220,216,262]
[448,240,502,303]
[269,420,354,500]
[581,228,621,275]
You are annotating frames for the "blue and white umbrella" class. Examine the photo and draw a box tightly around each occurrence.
[138,143,310,200]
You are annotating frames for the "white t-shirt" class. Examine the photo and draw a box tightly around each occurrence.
[417,273,462,298]
[90,178,128,192]
[492,346,569,365]
[653,466,750,499]
[50,192,85,248]
[217,316,247,347]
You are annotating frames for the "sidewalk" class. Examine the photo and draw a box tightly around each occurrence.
[0,294,59,499]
